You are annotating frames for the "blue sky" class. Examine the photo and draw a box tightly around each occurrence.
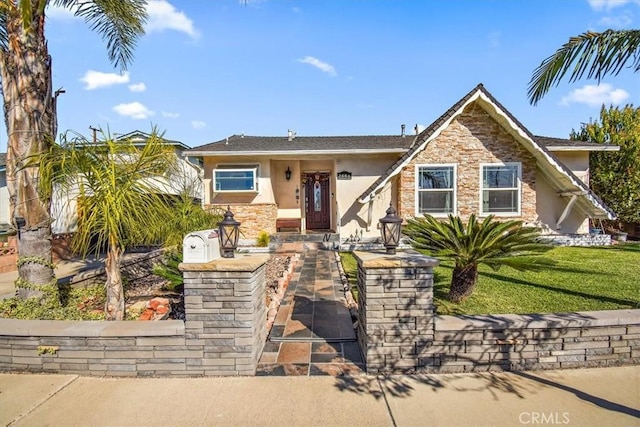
[1,0,639,151]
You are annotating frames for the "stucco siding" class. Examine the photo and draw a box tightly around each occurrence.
[536,171,589,233]
[553,151,590,185]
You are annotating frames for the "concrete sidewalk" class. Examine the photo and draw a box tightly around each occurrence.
[1,366,638,426]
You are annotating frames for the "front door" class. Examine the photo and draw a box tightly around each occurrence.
[304,172,331,230]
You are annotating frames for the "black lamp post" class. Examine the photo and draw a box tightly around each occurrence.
[379,204,402,254]
[218,206,240,258]
[285,167,292,181]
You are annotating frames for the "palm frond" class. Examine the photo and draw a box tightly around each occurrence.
[528,29,640,105]
[405,213,553,271]
[53,0,146,71]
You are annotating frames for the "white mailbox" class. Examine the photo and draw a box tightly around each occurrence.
[183,229,221,263]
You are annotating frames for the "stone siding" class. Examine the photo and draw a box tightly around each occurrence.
[398,105,537,222]
[206,203,277,241]
[541,233,612,247]
[355,251,640,374]
[0,254,269,377]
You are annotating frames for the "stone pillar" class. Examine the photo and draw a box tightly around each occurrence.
[354,250,439,374]
[180,254,269,376]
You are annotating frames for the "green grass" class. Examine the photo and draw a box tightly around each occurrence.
[339,252,359,301]
[339,243,640,315]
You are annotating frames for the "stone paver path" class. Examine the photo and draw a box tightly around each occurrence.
[257,248,363,376]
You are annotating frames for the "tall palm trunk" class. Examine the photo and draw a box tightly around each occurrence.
[449,263,478,303]
[105,241,125,320]
[0,7,56,295]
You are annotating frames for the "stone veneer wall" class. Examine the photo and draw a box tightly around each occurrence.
[541,233,612,247]
[398,105,537,222]
[355,251,640,374]
[206,203,277,241]
[0,254,269,377]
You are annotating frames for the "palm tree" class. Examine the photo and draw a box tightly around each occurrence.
[528,29,640,105]
[403,214,554,303]
[40,129,177,320]
[0,0,146,295]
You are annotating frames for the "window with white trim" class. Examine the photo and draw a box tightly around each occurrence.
[480,163,521,215]
[213,166,258,192]
[416,164,456,215]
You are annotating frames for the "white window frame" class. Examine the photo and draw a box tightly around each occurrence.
[415,163,457,217]
[479,162,521,216]
[213,165,259,193]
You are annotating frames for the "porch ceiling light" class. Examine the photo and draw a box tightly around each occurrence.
[379,204,402,255]
[285,167,292,181]
[218,206,241,258]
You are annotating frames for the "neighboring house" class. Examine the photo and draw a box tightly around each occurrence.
[0,153,9,230]
[184,84,617,242]
[51,131,203,234]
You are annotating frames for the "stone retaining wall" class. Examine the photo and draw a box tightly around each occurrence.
[0,254,269,377]
[354,250,640,374]
[428,311,640,373]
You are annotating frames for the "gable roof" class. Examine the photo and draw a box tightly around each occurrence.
[534,135,619,152]
[358,84,615,220]
[115,130,190,151]
[185,134,415,156]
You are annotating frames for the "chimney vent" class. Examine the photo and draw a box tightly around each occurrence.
[401,124,406,137]
[288,129,296,141]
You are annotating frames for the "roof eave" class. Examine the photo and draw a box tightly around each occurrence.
[183,148,408,156]
[546,146,620,152]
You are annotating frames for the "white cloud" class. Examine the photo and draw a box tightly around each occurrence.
[560,83,629,107]
[113,102,155,119]
[587,0,639,11]
[80,70,130,90]
[191,120,206,129]
[162,111,180,119]
[128,83,147,92]
[298,56,337,77]
[146,0,199,38]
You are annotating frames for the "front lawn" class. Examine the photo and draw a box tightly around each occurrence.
[340,243,640,315]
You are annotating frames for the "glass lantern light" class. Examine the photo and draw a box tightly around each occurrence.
[379,204,402,254]
[218,206,241,258]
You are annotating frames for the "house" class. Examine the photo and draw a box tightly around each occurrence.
[51,130,203,234]
[184,84,617,244]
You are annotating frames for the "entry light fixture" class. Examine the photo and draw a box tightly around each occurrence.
[379,204,402,255]
[218,206,241,258]
[285,167,292,181]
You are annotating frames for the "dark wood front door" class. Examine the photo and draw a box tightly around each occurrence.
[304,172,331,230]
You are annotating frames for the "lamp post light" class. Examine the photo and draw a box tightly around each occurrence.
[379,204,402,254]
[218,206,240,258]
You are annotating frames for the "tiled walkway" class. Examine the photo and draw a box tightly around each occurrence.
[256,248,364,376]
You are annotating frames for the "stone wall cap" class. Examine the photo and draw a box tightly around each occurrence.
[353,250,439,268]
[435,309,640,330]
[179,253,270,272]
[0,318,185,337]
